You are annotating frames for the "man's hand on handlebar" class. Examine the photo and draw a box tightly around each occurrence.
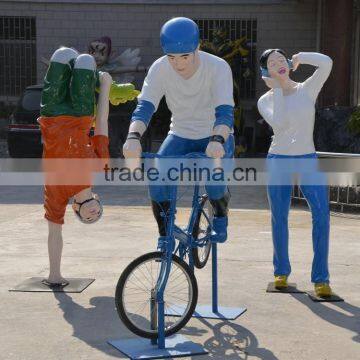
[123,138,142,158]
[206,141,225,159]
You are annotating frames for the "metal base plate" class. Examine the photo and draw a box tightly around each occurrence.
[307,291,344,302]
[165,304,247,320]
[266,282,304,293]
[9,277,95,293]
[108,334,208,359]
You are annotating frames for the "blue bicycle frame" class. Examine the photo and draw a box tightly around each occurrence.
[142,152,213,348]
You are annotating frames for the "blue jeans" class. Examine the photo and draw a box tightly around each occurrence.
[267,153,330,283]
[149,133,234,201]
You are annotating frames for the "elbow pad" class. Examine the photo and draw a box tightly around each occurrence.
[131,100,155,126]
[214,105,234,129]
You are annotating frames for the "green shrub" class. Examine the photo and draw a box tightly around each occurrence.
[348,107,360,135]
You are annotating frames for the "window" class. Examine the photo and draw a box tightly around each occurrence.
[0,17,37,98]
[195,18,257,101]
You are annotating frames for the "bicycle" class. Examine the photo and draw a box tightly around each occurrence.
[115,152,214,343]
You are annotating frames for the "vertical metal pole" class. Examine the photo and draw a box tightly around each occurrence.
[150,289,157,346]
[189,252,194,271]
[157,299,165,349]
[212,242,218,313]
[189,184,199,271]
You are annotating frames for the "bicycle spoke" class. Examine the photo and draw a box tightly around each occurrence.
[165,294,189,303]
[156,259,160,283]
[126,278,149,293]
[124,289,149,296]
[126,299,153,304]
[168,263,181,277]
[146,261,155,286]
[167,276,188,292]
[124,286,148,293]
[136,264,155,288]
[165,302,185,316]
[130,270,152,292]
[128,299,150,321]
[168,268,186,284]
[166,280,188,294]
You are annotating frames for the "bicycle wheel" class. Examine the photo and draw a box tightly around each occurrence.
[192,194,212,269]
[115,251,198,339]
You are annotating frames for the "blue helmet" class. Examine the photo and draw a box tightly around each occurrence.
[160,17,200,54]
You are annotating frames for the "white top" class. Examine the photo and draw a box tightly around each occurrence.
[138,51,235,139]
[257,52,333,155]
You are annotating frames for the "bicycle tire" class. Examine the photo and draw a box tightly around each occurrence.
[192,194,212,269]
[115,251,198,339]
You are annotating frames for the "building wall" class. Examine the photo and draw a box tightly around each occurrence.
[0,0,318,99]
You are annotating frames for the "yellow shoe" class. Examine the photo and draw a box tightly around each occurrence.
[314,283,332,298]
[274,275,288,289]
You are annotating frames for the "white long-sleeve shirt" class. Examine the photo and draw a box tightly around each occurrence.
[138,51,234,139]
[257,52,333,155]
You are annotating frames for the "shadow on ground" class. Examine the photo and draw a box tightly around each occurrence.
[54,292,277,360]
[290,293,360,343]
[54,293,129,358]
[190,318,279,360]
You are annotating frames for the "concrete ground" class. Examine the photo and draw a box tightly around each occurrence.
[0,185,359,360]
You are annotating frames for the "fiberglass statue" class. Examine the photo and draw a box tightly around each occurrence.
[38,46,139,286]
[257,48,334,298]
[123,17,235,245]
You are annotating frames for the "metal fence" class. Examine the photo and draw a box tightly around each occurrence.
[195,18,257,100]
[0,16,37,100]
[292,185,360,211]
[291,152,360,212]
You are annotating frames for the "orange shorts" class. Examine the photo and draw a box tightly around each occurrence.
[39,115,109,224]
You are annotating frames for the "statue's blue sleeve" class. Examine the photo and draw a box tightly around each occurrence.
[214,104,234,128]
[131,100,156,126]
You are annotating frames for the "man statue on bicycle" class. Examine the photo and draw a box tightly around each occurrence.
[123,17,235,243]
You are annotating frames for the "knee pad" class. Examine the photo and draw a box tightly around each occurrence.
[74,54,96,71]
[50,47,79,65]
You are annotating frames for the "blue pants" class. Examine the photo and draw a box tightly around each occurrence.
[267,153,330,283]
[149,133,235,202]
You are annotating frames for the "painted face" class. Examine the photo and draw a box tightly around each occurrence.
[267,52,290,79]
[72,194,102,224]
[167,52,197,78]
[88,40,109,66]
